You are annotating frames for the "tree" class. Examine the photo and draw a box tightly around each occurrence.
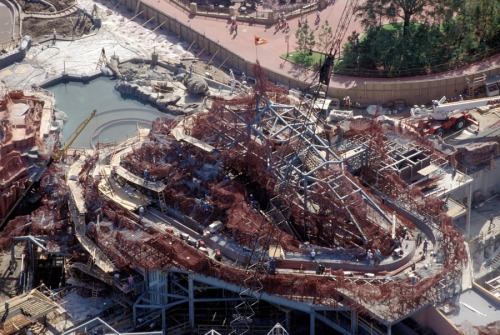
[355,0,431,36]
[295,22,316,57]
[317,21,333,52]
[337,0,499,77]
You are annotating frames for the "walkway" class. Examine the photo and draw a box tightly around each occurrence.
[141,0,500,90]
[0,0,20,45]
[143,0,362,86]
[23,3,78,20]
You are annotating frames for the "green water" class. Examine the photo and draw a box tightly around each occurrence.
[46,76,168,148]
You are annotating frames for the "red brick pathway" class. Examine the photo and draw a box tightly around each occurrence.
[143,0,500,90]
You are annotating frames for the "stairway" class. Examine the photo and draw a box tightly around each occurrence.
[490,252,500,270]
[468,86,474,99]
[28,322,45,334]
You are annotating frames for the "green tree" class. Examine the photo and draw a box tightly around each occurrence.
[317,21,333,52]
[355,0,431,36]
[295,22,316,60]
[338,0,499,77]
[337,23,446,76]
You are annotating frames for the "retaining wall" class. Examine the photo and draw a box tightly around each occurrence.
[117,0,500,105]
[38,70,102,88]
[0,36,30,69]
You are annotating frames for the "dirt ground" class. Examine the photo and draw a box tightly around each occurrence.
[18,0,94,39]
[18,0,74,12]
[23,16,94,39]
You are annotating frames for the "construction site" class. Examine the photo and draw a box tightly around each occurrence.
[1,0,500,334]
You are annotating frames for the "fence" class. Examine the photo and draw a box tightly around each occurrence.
[116,0,500,105]
[335,45,500,79]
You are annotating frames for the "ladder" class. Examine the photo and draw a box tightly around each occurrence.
[158,191,168,214]
[96,49,108,70]
[88,251,99,307]
[87,248,96,267]
[466,74,486,98]
[91,282,99,307]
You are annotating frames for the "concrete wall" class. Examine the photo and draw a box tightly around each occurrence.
[451,157,500,202]
[0,36,30,69]
[411,306,463,335]
[117,0,500,105]
[38,71,102,88]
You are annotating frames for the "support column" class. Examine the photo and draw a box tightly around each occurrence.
[162,306,167,335]
[285,311,290,331]
[466,180,473,240]
[386,324,392,335]
[310,308,316,335]
[351,311,358,334]
[29,241,35,290]
[133,303,137,327]
[10,241,15,268]
[188,274,195,329]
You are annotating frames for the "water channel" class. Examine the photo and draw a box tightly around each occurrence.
[46,76,169,148]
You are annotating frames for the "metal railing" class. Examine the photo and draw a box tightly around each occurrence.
[334,45,500,78]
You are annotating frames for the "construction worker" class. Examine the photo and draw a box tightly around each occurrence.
[366,249,373,264]
[128,275,134,287]
[374,248,381,266]
[139,206,144,222]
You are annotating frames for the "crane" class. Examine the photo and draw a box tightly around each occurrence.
[49,109,97,165]
[319,0,359,87]
[410,96,500,120]
[407,97,500,137]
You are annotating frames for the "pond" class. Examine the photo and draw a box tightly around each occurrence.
[46,76,169,148]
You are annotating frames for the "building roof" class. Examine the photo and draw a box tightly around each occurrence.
[0,289,58,333]
[445,288,500,331]
[0,314,33,335]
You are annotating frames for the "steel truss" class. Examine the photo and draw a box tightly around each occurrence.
[132,269,391,335]
[247,97,394,234]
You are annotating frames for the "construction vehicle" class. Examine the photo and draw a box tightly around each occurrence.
[407,96,500,137]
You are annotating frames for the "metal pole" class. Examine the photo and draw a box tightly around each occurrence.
[310,308,315,335]
[351,310,358,334]
[285,35,289,57]
[162,306,167,335]
[208,49,220,66]
[188,274,194,329]
[466,180,472,240]
[217,55,231,70]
